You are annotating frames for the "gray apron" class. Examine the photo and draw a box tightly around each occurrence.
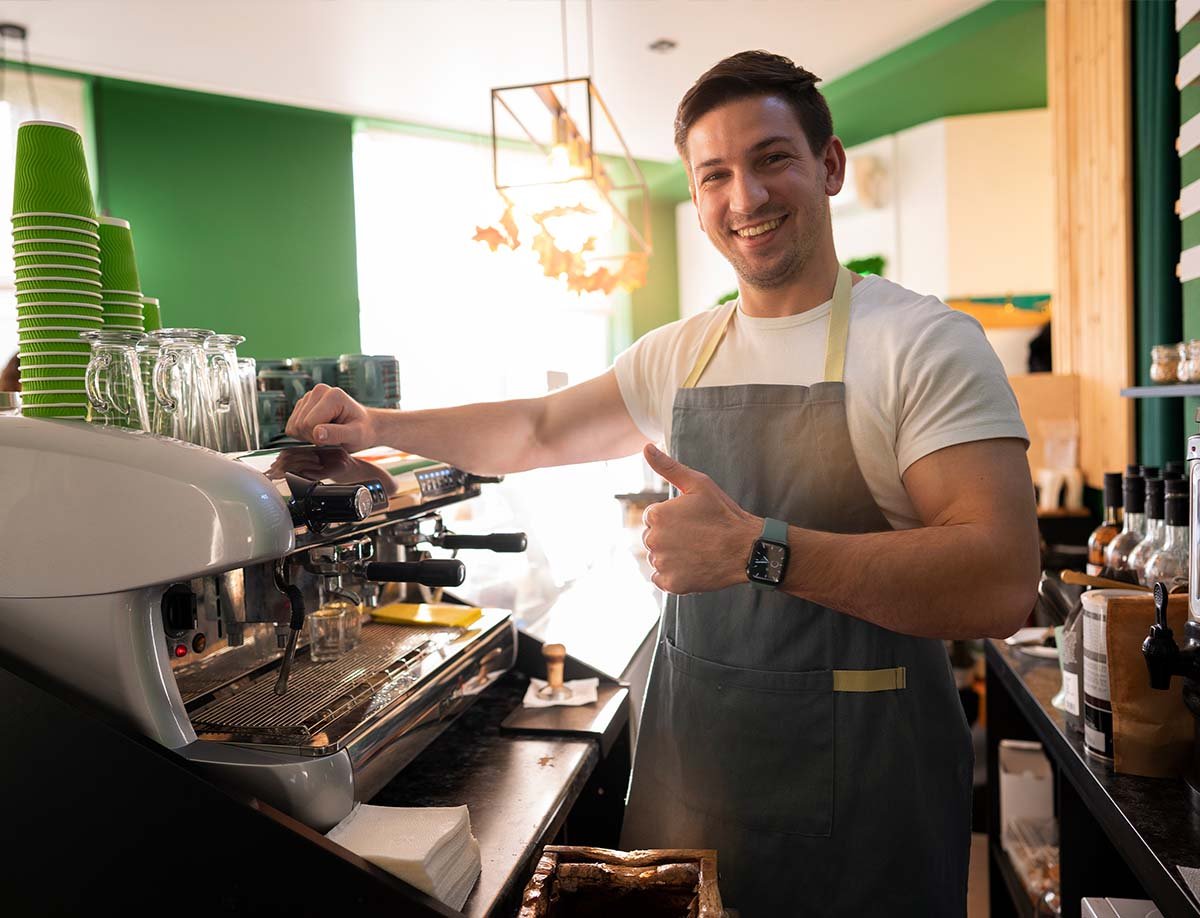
[621,267,972,917]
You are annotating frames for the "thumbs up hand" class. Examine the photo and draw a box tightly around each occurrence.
[641,443,763,595]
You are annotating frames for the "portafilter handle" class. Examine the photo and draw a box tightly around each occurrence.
[360,559,466,588]
[436,532,527,553]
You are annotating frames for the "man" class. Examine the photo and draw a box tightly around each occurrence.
[287,51,1038,916]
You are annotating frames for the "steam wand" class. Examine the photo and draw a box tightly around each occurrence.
[273,559,307,696]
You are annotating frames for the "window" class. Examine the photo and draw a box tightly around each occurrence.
[0,72,94,366]
[353,125,649,623]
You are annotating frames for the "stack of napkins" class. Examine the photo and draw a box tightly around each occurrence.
[326,803,481,910]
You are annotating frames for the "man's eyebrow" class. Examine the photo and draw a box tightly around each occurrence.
[694,136,797,171]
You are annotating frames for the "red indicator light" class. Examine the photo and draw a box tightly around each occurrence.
[173,644,188,658]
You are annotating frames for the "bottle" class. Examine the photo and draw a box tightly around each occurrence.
[1129,477,1164,584]
[1140,465,1160,481]
[1144,482,1189,589]
[1104,467,1146,578]
[1087,471,1123,576]
[1165,459,1187,480]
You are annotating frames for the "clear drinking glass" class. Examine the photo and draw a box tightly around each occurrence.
[205,333,255,452]
[150,328,220,448]
[237,357,260,450]
[81,330,151,430]
[308,602,350,662]
[138,337,159,422]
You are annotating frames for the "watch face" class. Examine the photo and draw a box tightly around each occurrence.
[748,540,787,584]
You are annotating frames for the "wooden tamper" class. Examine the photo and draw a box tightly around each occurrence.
[537,642,574,702]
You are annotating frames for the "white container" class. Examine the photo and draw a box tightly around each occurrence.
[998,739,1053,851]
[1081,589,1146,759]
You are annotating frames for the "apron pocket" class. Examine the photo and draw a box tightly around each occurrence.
[662,637,835,838]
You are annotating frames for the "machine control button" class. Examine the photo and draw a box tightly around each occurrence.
[173,644,188,658]
[192,633,207,654]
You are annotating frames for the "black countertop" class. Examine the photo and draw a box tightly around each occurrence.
[987,639,1200,916]
[370,670,600,917]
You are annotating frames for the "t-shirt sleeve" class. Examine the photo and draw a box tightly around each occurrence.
[612,323,672,442]
[894,306,1029,475]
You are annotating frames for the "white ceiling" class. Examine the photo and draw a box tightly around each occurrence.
[0,0,988,162]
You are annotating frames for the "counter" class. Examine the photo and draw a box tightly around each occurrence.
[986,639,1200,917]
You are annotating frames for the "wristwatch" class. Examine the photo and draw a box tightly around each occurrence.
[746,517,790,591]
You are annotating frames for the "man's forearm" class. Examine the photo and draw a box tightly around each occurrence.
[367,399,543,476]
[727,518,1036,640]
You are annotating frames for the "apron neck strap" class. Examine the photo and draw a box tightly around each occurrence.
[681,265,855,389]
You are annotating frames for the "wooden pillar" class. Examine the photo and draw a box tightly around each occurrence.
[1047,0,1135,485]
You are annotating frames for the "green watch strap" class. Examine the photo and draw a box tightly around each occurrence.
[762,517,788,544]
[750,518,789,591]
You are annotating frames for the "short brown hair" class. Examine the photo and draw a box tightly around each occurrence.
[674,50,833,159]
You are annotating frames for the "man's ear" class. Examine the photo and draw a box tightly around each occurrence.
[823,136,847,197]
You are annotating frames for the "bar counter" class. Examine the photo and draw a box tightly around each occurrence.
[986,639,1200,917]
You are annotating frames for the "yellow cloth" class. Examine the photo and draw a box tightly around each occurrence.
[371,602,483,628]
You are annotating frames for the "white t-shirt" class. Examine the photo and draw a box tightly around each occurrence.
[613,275,1028,531]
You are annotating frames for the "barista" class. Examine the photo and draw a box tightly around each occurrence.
[287,50,1038,917]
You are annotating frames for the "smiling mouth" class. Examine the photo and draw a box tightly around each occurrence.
[732,215,786,239]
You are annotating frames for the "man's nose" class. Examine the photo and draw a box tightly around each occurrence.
[729,170,769,215]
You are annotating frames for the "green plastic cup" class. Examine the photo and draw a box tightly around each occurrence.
[14,248,99,266]
[16,271,101,286]
[18,302,101,317]
[14,239,100,255]
[12,213,98,231]
[100,291,143,304]
[12,122,97,219]
[139,296,162,332]
[17,284,103,298]
[12,226,98,244]
[21,392,88,407]
[16,260,100,275]
[17,293,103,308]
[17,315,103,330]
[98,216,142,292]
[19,369,85,383]
[17,279,102,294]
[18,352,91,368]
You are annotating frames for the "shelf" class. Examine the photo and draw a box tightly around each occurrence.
[1120,385,1200,398]
[990,839,1038,918]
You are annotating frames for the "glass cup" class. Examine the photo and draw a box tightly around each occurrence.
[308,602,350,662]
[0,392,21,416]
[205,333,255,452]
[138,336,159,420]
[81,329,150,430]
[257,389,289,446]
[337,354,400,408]
[150,328,219,448]
[238,357,261,450]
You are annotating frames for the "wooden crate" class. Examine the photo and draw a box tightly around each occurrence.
[518,846,726,918]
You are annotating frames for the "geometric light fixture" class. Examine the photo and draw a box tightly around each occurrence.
[474,21,652,296]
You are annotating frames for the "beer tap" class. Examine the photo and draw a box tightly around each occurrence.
[1144,581,1200,689]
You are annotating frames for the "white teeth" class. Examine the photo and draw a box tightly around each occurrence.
[736,217,782,238]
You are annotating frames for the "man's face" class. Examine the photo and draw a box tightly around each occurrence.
[686,95,843,290]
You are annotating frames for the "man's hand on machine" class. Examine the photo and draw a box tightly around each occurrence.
[285,384,379,451]
[641,443,762,595]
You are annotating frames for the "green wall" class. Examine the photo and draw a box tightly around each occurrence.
[93,79,360,360]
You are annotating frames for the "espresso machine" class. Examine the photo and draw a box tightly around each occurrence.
[1143,433,1200,799]
[0,416,526,830]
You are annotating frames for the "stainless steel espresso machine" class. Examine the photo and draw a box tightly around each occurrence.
[0,416,526,830]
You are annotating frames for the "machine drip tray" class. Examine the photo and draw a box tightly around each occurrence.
[188,616,508,756]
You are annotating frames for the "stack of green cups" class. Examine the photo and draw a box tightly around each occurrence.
[141,295,162,332]
[98,216,145,333]
[12,121,102,420]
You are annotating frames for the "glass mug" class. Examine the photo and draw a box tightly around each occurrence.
[257,389,289,446]
[150,328,220,448]
[337,354,400,408]
[137,336,159,421]
[238,357,261,450]
[205,333,255,452]
[81,329,151,430]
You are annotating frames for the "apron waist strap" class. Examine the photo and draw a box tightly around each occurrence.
[832,667,907,692]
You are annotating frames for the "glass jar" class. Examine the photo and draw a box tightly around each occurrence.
[1182,340,1200,384]
[1151,344,1182,384]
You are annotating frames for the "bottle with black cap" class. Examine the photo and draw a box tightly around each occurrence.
[1087,471,1124,576]
[1105,465,1146,577]
[1144,479,1190,587]
[1129,477,1164,583]
[1165,459,1187,480]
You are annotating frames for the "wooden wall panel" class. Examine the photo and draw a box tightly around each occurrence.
[1047,0,1135,485]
